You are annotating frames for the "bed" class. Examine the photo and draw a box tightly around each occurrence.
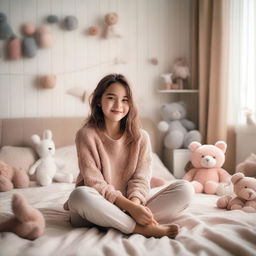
[0,117,255,256]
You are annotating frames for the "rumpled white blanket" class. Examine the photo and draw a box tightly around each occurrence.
[0,182,256,256]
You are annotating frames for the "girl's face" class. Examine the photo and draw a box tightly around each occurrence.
[100,82,130,124]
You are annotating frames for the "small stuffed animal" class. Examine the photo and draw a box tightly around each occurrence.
[158,102,201,150]
[172,57,190,89]
[217,173,256,212]
[0,193,45,240]
[29,130,73,186]
[183,141,231,194]
[0,160,30,192]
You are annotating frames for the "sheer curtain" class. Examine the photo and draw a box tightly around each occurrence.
[228,0,256,124]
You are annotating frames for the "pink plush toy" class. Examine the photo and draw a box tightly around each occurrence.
[183,141,231,194]
[0,160,29,192]
[0,193,45,240]
[217,173,256,212]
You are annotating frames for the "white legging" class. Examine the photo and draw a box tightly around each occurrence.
[67,180,194,234]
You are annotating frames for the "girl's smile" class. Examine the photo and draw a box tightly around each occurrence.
[101,82,130,123]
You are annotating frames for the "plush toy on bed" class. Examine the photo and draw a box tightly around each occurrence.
[157,102,201,149]
[29,130,73,186]
[0,193,45,240]
[0,160,30,192]
[217,173,256,212]
[183,141,231,195]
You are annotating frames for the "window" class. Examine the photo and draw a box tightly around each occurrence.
[228,0,256,124]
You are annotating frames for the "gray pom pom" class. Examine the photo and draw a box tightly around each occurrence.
[47,15,59,24]
[0,12,14,40]
[22,37,37,58]
[63,16,78,31]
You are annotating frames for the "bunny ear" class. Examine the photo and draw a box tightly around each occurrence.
[189,141,201,152]
[43,129,52,140]
[31,134,41,145]
[215,141,227,153]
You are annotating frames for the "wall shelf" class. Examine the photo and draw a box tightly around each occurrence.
[158,89,199,93]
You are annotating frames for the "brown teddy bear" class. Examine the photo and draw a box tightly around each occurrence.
[0,160,30,192]
[0,193,45,240]
[217,172,256,212]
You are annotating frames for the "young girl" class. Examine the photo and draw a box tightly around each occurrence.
[65,74,194,238]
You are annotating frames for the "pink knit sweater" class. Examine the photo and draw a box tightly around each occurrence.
[75,125,152,205]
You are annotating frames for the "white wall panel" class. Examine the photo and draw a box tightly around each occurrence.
[0,0,192,123]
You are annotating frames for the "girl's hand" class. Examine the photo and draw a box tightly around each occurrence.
[128,204,158,226]
[145,206,158,225]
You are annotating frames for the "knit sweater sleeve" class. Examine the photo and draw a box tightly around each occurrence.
[75,128,122,203]
[126,130,152,205]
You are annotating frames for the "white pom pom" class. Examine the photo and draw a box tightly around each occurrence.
[158,121,169,132]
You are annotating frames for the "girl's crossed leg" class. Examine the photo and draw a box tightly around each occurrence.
[67,180,194,238]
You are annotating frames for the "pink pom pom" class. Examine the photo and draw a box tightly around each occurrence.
[22,23,36,36]
[87,25,100,36]
[40,75,56,89]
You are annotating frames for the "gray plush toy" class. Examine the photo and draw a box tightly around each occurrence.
[158,102,202,150]
[0,13,13,40]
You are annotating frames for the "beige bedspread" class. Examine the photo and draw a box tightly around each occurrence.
[1,182,256,256]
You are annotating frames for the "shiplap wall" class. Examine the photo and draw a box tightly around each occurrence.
[0,0,192,122]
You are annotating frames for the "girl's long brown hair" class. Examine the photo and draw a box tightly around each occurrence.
[85,74,141,144]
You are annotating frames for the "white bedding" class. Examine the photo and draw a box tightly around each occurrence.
[0,182,256,256]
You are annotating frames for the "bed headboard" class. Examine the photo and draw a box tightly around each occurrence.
[0,117,163,157]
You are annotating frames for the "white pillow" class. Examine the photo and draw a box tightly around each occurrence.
[55,145,79,183]
[0,146,37,173]
[151,153,175,181]
[55,145,175,183]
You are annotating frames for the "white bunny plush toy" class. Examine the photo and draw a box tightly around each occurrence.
[29,130,73,186]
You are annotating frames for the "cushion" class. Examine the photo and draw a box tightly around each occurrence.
[0,146,37,173]
[152,153,175,181]
[55,145,175,183]
[55,145,79,183]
